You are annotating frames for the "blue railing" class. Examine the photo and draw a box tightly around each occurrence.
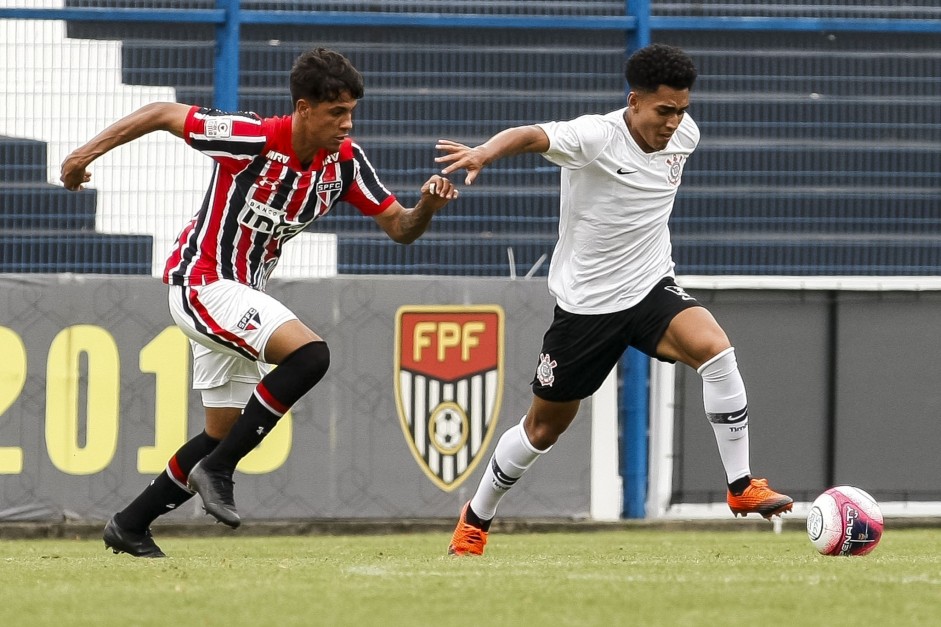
[0,2,641,110]
[6,1,941,110]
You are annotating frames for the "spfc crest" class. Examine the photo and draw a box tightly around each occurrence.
[394,305,504,492]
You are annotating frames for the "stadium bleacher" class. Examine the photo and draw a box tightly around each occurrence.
[4,1,938,276]
[668,29,941,274]
[0,134,152,274]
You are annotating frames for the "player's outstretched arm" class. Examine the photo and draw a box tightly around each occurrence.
[435,125,550,185]
[60,102,191,191]
[372,174,458,244]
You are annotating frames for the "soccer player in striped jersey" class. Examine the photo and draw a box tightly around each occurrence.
[60,48,458,557]
[436,44,792,556]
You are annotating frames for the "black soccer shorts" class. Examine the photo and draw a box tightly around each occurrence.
[530,276,702,402]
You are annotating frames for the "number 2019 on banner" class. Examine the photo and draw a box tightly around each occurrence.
[0,325,290,476]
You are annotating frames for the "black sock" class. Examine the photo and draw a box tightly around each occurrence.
[728,475,752,496]
[202,341,330,471]
[466,504,493,532]
[115,431,220,532]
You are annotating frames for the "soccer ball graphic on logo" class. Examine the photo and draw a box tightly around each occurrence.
[806,486,884,556]
[429,403,467,454]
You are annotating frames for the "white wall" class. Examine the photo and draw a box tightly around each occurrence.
[1,12,336,277]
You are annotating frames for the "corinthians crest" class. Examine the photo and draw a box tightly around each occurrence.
[665,153,686,186]
[394,305,504,491]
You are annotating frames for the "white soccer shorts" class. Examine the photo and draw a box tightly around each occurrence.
[167,280,297,407]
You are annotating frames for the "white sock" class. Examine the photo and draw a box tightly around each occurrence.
[697,347,751,484]
[469,416,549,521]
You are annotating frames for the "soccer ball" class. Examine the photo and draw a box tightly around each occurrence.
[806,486,884,556]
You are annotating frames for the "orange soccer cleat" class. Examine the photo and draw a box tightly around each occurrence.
[447,502,489,556]
[727,477,794,519]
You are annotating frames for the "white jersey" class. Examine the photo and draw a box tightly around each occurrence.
[537,108,699,314]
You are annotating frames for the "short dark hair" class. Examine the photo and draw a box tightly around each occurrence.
[290,48,365,105]
[624,44,697,92]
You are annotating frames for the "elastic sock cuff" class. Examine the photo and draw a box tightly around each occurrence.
[696,346,736,375]
[517,416,552,455]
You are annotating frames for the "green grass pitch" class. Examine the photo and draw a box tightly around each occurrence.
[1,528,939,626]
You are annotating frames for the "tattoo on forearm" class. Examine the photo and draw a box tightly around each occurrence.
[398,202,435,239]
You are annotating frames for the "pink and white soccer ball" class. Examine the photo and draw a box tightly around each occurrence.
[806,486,884,556]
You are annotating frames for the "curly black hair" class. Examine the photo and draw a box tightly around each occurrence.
[624,43,697,92]
[290,48,365,105]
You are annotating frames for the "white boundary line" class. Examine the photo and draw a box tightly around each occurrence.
[646,360,676,519]
[659,501,941,519]
[677,275,941,292]
[590,368,623,521]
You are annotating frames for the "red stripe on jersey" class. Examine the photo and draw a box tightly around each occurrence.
[214,172,247,283]
[186,287,259,359]
[165,111,395,289]
[232,198,254,285]
[339,139,354,161]
[254,381,290,416]
[345,186,397,216]
[163,219,195,283]
[342,142,396,216]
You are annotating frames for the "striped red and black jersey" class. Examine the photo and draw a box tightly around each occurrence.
[163,106,396,289]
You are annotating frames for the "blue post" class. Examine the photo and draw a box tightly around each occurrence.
[626,0,652,51]
[214,0,240,110]
[619,1,653,520]
[620,347,650,518]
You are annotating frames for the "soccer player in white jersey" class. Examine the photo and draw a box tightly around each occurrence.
[60,48,458,557]
[436,43,792,556]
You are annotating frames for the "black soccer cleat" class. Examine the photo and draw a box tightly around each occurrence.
[103,515,166,558]
[187,461,241,529]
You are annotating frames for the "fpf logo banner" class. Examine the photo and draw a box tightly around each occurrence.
[394,306,504,492]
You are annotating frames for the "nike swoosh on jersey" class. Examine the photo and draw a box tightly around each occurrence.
[616,167,638,174]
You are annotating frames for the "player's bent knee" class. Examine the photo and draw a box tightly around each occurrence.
[294,340,331,386]
[527,424,563,450]
[525,410,577,450]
